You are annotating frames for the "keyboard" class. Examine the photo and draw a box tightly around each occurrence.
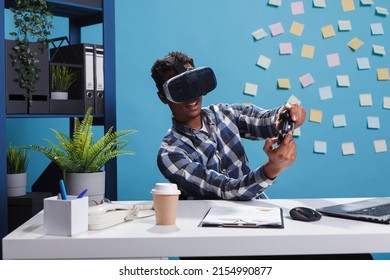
[348,203,390,217]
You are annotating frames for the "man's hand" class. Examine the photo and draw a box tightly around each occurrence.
[262,132,296,179]
[279,103,306,128]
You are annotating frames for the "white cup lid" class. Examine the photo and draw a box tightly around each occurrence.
[151,183,181,195]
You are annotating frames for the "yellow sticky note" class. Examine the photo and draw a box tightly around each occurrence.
[290,21,304,37]
[347,37,364,51]
[301,44,315,59]
[377,68,390,81]
[277,79,291,89]
[310,109,323,123]
[342,0,355,12]
[321,25,335,39]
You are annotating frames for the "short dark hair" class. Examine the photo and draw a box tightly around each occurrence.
[151,51,194,92]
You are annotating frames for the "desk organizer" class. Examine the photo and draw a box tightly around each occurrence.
[44,195,88,236]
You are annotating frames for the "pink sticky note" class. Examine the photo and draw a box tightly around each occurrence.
[291,1,305,15]
[279,42,293,55]
[299,73,315,88]
[327,53,340,67]
[269,22,284,36]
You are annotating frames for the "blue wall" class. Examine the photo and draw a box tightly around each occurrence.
[115,0,390,201]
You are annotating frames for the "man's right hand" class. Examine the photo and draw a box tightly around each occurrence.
[262,132,297,179]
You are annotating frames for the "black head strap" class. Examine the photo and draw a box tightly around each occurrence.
[163,55,187,74]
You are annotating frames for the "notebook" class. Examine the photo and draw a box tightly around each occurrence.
[199,205,284,228]
[316,197,390,224]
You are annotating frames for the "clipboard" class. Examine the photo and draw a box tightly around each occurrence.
[199,205,284,228]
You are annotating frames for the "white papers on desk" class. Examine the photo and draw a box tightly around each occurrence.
[199,206,284,228]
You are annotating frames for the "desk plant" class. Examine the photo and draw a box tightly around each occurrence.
[9,0,53,106]
[25,107,136,202]
[7,144,29,197]
[50,65,77,100]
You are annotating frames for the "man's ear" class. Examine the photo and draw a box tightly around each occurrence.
[157,91,168,104]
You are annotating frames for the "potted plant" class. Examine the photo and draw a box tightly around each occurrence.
[9,0,53,108]
[7,144,29,197]
[50,65,77,100]
[24,107,136,203]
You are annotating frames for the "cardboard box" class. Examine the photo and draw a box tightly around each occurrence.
[44,195,88,236]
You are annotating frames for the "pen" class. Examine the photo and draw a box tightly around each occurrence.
[59,179,68,200]
[77,188,88,199]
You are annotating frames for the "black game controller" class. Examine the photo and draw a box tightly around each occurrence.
[277,110,295,144]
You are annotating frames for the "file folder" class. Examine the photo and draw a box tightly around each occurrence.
[94,45,104,114]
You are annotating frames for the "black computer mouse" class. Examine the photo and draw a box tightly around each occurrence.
[289,207,322,222]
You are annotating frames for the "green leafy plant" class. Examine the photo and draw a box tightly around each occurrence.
[9,0,54,105]
[7,144,29,174]
[25,107,136,173]
[50,65,77,92]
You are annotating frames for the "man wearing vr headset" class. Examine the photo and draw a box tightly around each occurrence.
[151,51,306,201]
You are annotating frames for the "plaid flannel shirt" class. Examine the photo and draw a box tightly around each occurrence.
[157,103,281,200]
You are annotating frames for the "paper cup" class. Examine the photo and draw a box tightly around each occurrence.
[151,183,181,225]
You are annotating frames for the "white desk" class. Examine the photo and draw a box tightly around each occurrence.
[3,198,390,259]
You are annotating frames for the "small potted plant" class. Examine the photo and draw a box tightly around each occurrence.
[50,65,77,100]
[7,144,29,197]
[24,107,136,203]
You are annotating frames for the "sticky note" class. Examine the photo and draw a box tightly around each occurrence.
[301,44,315,58]
[373,45,386,55]
[293,127,301,137]
[348,37,364,51]
[269,22,284,36]
[383,96,390,109]
[287,95,301,105]
[244,82,258,96]
[319,86,333,100]
[327,53,340,67]
[342,0,355,12]
[342,142,355,156]
[357,57,370,70]
[367,116,380,129]
[313,0,326,8]
[299,73,315,88]
[257,55,272,70]
[377,68,390,81]
[376,7,389,16]
[371,23,384,35]
[338,20,352,31]
[310,109,322,123]
[333,115,347,127]
[360,93,373,106]
[290,21,304,36]
[268,0,282,7]
[360,0,374,5]
[374,140,387,153]
[279,42,293,55]
[321,25,336,38]
[277,78,291,89]
[337,75,350,87]
[291,1,304,15]
[252,28,268,40]
[314,141,327,154]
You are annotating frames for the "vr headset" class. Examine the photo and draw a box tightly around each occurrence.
[161,56,217,103]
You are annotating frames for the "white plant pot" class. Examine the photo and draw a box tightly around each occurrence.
[7,173,27,197]
[65,171,105,205]
[51,91,68,100]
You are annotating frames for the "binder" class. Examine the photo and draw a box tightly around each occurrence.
[50,43,96,113]
[94,45,104,114]
[199,206,284,228]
